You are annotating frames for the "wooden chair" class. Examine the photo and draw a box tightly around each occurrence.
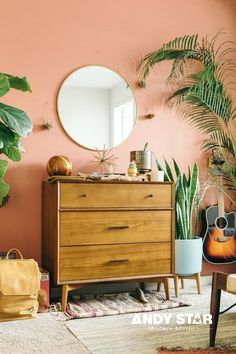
[210,272,236,347]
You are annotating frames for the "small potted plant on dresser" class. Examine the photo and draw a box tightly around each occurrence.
[157,159,202,293]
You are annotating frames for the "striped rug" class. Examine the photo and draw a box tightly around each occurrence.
[51,291,189,320]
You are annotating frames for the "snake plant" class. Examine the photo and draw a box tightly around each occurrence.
[138,32,236,191]
[157,158,199,240]
[0,73,32,206]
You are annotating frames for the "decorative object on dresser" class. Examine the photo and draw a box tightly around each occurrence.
[130,142,152,174]
[90,147,118,174]
[42,178,175,311]
[47,155,72,176]
[127,161,138,177]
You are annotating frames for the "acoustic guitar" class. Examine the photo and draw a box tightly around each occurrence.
[200,176,236,264]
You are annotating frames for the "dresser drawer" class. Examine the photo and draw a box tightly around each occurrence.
[60,210,172,245]
[60,183,172,209]
[59,243,171,282]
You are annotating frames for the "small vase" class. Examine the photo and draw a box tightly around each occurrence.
[128,167,138,177]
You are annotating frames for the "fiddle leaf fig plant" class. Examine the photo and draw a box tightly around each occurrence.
[0,72,32,206]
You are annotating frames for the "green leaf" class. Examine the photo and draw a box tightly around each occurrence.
[0,122,15,149]
[0,74,10,97]
[172,158,181,178]
[0,160,9,206]
[3,74,32,92]
[176,176,188,239]
[164,158,174,181]
[189,163,199,212]
[143,142,148,151]
[183,173,188,188]
[0,178,9,206]
[0,160,8,178]
[0,103,32,137]
[202,131,235,156]
[3,145,21,161]
[0,127,22,161]
[138,34,201,85]
[176,202,185,239]
[155,159,170,181]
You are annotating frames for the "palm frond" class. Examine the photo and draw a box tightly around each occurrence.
[202,131,235,156]
[169,78,232,133]
[138,32,236,168]
[138,34,201,86]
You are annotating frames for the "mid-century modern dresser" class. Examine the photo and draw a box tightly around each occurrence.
[42,178,175,310]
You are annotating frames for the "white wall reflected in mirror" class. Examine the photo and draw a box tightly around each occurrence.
[57,65,137,150]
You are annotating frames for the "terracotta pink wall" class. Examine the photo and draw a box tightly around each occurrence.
[0,0,236,274]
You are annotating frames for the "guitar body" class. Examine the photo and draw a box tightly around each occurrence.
[200,205,236,264]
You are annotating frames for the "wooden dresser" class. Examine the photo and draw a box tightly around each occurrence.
[42,179,175,310]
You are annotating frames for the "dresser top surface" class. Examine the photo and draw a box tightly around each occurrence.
[44,176,174,185]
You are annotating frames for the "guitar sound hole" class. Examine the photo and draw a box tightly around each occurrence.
[216,216,228,230]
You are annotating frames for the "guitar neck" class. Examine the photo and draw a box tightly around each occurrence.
[217,176,225,217]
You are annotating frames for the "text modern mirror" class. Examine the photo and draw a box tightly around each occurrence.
[57,65,137,150]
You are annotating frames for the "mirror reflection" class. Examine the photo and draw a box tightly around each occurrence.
[57,65,137,150]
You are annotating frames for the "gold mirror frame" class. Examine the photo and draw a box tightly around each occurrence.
[57,65,138,151]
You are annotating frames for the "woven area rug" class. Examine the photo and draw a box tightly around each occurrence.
[66,312,236,353]
[52,290,189,320]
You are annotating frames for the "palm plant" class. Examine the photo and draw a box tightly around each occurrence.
[0,72,32,206]
[157,158,199,240]
[138,33,236,190]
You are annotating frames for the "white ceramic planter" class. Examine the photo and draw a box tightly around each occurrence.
[175,237,203,275]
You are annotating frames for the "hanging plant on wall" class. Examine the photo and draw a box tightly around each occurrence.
[0,73,32,206]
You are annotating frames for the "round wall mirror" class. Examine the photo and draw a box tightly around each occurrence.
[57,65,137,150]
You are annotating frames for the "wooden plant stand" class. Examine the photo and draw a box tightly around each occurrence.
[174,273,201,297]
[157,273,201,297]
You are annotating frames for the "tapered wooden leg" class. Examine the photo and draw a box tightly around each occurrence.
[62,284,69,312]
[210,273,221,347]
[163,277,170,300]
[196,272,201,294]
[181,277,184,289]
[174,275,179,297]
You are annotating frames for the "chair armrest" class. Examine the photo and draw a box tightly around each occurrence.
[212,272,228,291]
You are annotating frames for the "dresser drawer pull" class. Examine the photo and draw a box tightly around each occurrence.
[80,193,87,198]
[146,194,154,198]
[109,259,129,263]
[107,226,129,230]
